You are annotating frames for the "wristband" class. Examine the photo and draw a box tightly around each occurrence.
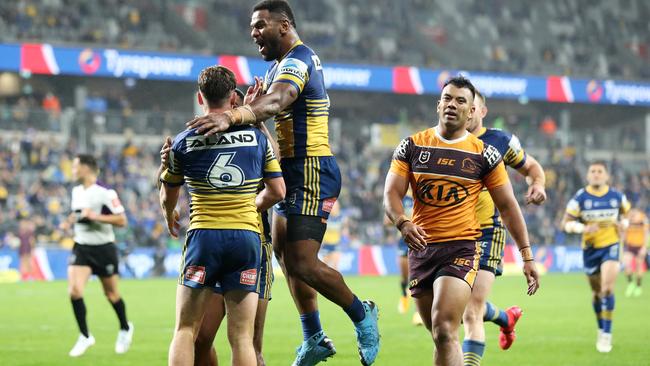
[564,221,585,234]
[395,215,410,230]
[225,105,257,126]
[519,246,534,261]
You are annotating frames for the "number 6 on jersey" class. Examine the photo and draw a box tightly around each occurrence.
[207,152,245,188]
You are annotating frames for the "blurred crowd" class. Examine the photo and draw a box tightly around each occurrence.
[1,118,649,253]
[1,0,648,81]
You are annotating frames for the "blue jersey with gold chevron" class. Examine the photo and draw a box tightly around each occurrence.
[161,126,282,232]
[263,41,332,158]
[475,127,527,229]
[566,185,631,248]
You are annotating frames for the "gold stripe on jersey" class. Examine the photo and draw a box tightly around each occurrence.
[306,115,332,156]
[276,111,295,158]
[188,191,260,232]
[503,148,525,167]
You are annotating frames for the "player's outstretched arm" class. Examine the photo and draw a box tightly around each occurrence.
[488,182,540,295]
[384,172,427,251]
[159,184,181,238]
[256,177,285,212]
[516,154,547,205]
[186,82,299,136]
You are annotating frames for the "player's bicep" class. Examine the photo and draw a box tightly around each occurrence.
[482,162,509,190]
[384,172,409,199]
[104,190,125,214]
[266,82,299,111]
[160,145,185,186]
[565,197,581,218]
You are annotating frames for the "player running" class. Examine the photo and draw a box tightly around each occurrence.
[623,208,648,297]
[160,65,285,366]
[562,161,631,353]
[186,1,380,365]
[461,90,547,363]
[61,154,133,357]
[384,77,540,366]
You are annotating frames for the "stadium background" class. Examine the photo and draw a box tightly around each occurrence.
[0,0,649,365]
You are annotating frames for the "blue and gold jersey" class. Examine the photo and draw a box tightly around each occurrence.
[263,41,332,158]
[161,126,282,232]
[475,127,527,229]
[566,185,631,248]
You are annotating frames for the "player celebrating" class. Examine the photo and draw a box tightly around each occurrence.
[461,90,547,363]
[62,154,133,357]
[562,161,630,353]
[161,65,285,366]
[623,208,648,297]
[384,77,540,366]
[186,1,380,365]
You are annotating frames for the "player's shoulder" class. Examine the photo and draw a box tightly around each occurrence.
[92,182,118,197]
[607,187,626,199]
[573,188,587,200]
[171,128,197,150]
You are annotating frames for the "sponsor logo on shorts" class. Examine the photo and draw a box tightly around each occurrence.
[415,178,469,207]
[408,278,419,289]
[105,264,115,275]
[453,258,471,267]
[240,269,258,286]
[185,265,206,284]
[322,197,337,213]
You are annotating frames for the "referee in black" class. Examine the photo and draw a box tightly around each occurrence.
[61,154,133,357]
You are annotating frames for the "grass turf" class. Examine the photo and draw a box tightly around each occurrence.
[1,273,648,365]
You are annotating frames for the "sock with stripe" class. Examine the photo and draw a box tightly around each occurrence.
[483,301,509,328]
[592,297,603,331]
[601,294,615,334]
[300,311,323,341]
[462,339,485,366]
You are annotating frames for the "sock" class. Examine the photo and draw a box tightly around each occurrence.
[344,295,366,323]
[111,298,130,331]
[400,280,408,297]
[601,295,615,334]
[71,298,89,337]
[627,274,633,283]
[299,311,323,341]
[637,276,642,287]
[592,298,603,331]
[483,302,509,328]
[462,339,485,366]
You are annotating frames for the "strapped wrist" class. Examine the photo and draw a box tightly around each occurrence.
[519,246,534,261]
[227,105,257,126]
[395,215,410,230]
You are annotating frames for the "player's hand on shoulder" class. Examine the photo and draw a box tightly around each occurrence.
[522,260,540,295]
[244,76,264,105]
[160,136,172,167]
[186,113,231,136]
[400,222,427,251]
[526,183,547,205]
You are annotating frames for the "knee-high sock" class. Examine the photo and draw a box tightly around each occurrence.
[592,298,603,331]
[110,298,130,331]
[601,295,615,334]
[462,339,485,366]
[483,302,509,328]
[71,298,89,337]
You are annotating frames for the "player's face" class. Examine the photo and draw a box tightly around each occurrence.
[586,164,609,187]
[71,158,86,183]
[466,96,485,133]
[250,10,283,61]
[437,85,475,131]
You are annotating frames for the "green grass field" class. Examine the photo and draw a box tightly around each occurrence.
[1,273,649,365]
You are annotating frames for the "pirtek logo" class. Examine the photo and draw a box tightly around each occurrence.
[415,178,470,207]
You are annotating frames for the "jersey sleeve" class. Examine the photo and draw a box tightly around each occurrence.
[389,137,413,178]
[262,138,282,179]
[271,57,309,94]
[565,193,582,218]
[160,135,185,186]
[480,143,508,189]
[503,133,527,169]
[103,189,125,214]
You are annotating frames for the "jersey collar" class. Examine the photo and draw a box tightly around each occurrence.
[476,127,487,138]
[586,185,610,197]
[278,40,303,62]
[435,125,469,144]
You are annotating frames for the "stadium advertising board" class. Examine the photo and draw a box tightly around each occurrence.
[2,43,650,106]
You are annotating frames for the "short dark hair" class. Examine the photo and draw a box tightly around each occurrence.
[253,0,297,29]
[76,154,98,172]
[589,160,609,171]
[442,76,476,100]
[198,66,237,107]
[475,89,486,106]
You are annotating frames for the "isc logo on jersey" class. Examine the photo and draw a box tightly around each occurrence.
[186,130,258,152]
[416,178,469,207]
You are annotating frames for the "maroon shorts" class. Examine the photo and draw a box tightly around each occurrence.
[624,245,643,256]
[408,240,481,297]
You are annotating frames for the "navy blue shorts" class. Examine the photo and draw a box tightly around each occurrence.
[274,156,341,219]
[478,226,507,276]
[397,238,409,257]
[583,243,620,276]
[179,229,260,294]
